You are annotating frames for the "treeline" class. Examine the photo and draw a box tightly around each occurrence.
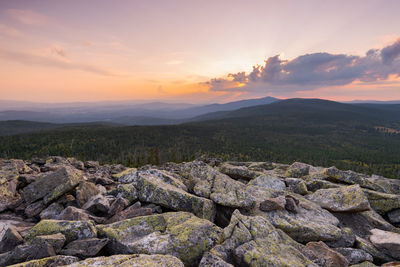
[1,119,400,179]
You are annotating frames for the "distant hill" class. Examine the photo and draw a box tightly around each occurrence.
[1,98,400,179]
[0,96,279,125]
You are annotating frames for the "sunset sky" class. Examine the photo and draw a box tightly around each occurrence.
[1,0,400,103]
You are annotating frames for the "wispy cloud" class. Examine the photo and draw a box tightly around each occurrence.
[204,38,400,94]
[0,24,23,38]
[7,9,47,25]
[0,48,116,76]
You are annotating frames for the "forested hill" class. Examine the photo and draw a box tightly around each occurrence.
[0,98,399,179]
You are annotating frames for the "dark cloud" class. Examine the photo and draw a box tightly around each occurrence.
[0,48,115,76]
[206,38,400,93]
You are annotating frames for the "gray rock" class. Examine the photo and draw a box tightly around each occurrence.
[301,241,349,267]
[82,194,110,215]
[388,209,400,224]
[0,227,23,253]
[259,196,286,211]
[369,229,400,260]
[285,178,309,195]
[218,162,262,180]
[247,174,286,191]
[334,248,373,265]
[30,233,66,253]
[306,185,370,212]
[286,162,312,177]
[75,181,100,207]
[60,238,109,258]
[22,166,83,205]
[39,203,64,220]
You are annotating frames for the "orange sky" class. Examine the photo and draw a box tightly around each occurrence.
[0,0,400,103]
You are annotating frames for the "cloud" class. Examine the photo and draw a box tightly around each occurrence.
[205,38,400,93]
[0,24,23,38]
[7,9,47,25]
[0,48,115,76]
[50,46,67,59]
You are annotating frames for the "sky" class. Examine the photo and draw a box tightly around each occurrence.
[0,0,400,104]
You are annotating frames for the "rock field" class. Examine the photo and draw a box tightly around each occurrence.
[1,157,400,266]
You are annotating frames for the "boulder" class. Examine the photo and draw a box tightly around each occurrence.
[247,174,286,191]
[369,229,400,260]
[22,166,83,205]
[39,203,64,220]
[285,178,309,195]
[205,210,314,266]
[363,189,400,215]
[0,227,23,253]
[199,252,234,267]
[108,183,138,204]
[301,241,349,267]
[306,179,342,192]
[6,255,78,267]
[60,238,109,258]
[66,254,184,267]
[306,185,370,212]
[350,262,377,267]
[0,160,22,212]
[121,169,216,221]
[107,202,152,223]
[218,162,262,180]
[57,206,104,223]
[258,193,345,243]
[355,236,394,264]
[75,181,100,207]
[82,194,110,215]
[176,161,256,209]
[334,248,373,265]
[25,220,97,243]
[31,233,66,253]
[24,200,45,218]
[333,210,394,239]
[108,197,130,216]
[97,212,222,266]
[388,209,400,224]
[325,167,400,194]
[286,162,312,177]
[259,196,286,211]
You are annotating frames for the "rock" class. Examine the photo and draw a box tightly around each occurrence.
[0,227,23,253]
[22,166,83,205]
[84,161,99,169]
[60,238,109,258]
[30,233,66,253]
[218,162,262,180]
[325,167,400,194]
[369,229,400,260]
[7,255,79,267]
[259,196,286,211]
[107,202,152,223]
[325,227,356,248]
[286,162,312,177]
[334,248,373,265]
[108,197,130,216]
[25,220,97,243]
[122,169,216,221]
[0,160,22,212]
[57,206,105,224]
[285,178,309,195]
[208,210,313,266]
[176,161,256,209]
[362,189,400,215]
[109,183,138,204]
[285,195,300,212]
[301,241,349,267]
[24,201,45,218]
[381,262,400,267]
[112,168,137,180]
[306,179,342,192]
[388,209,400,224]
[66,254,184,267]
[75,181,100,207]
[355,236,394,264]
[39,203,64,220]
[333,210,394,239]
[199,252,234,267]
[350,262,378,267]
[0,240,56,266]
[0,220,35,238]
[247,174,286,191]
[306,185,370,212]
[82,194,110,215]
[97,212,222,266]
[259,194,344,243]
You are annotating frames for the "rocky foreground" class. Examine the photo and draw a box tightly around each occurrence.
[1,157,400,266]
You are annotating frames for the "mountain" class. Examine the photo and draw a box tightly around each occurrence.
[1,98,400,179]
[0,96,279,124]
